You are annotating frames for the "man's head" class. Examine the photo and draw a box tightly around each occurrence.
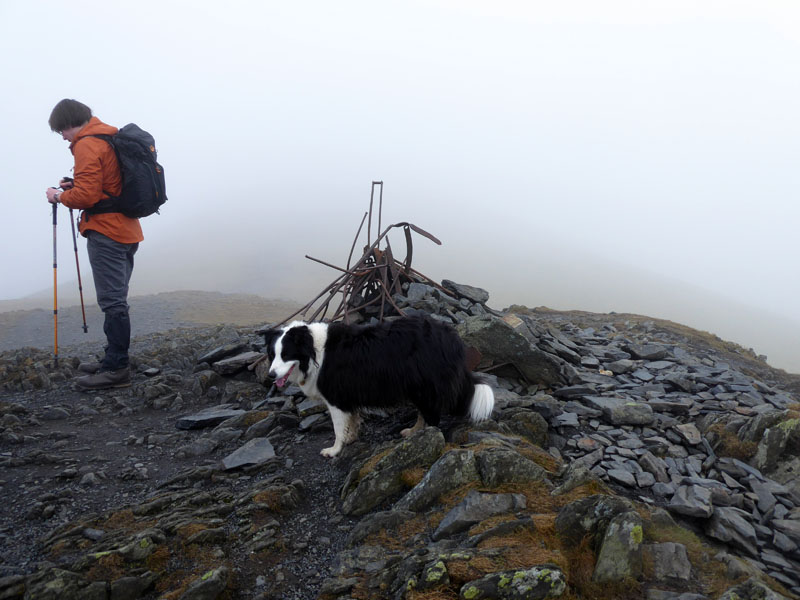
[49,99,92,141]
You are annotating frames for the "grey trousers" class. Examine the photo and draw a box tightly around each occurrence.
[86,231,138,370]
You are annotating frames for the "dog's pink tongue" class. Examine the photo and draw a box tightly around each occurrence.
[276,364,295,388]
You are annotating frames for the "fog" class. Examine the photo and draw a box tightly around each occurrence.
[2,1,799,372]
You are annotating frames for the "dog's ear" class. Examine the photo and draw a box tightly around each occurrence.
[296,327,316,365]
[284,325,316,373]
[262,329,281,351]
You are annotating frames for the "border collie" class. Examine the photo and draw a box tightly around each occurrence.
[262,316,494,457]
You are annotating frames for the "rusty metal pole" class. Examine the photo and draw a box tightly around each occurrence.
[375,181,383,239]
[69,208,89,333]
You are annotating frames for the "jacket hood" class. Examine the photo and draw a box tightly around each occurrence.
[70,117,118,150]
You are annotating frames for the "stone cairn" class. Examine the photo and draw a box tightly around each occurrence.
[1,277,799,600]
[226,278,800,599]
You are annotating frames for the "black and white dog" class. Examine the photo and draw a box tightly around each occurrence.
[263,316,494,457]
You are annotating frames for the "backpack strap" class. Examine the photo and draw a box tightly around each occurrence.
[79,134,124,216]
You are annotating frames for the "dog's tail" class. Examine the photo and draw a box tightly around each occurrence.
[468,383,495,422]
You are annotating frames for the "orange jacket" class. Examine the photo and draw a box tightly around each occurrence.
[59,117,144,243]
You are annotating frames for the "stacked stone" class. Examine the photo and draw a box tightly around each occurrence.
[386,281,800,595]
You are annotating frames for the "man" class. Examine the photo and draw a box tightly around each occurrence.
[46,99,143,390]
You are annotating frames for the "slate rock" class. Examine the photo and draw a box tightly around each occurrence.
[456,315,564,386]
[606,359,635,375]
[346,510,417,547]
[212,351,262,375]
[442,279,490,304]
[635,471,656,487]
[221,437,275,470]
[296,397,327,418]
[706,507,759,556]
[176,406,246,430]
[551,462,599,496]
[718,577,791,600]
[433,490,527,540]
[458,565,567,599]
[668,485,713,518]
[646,592,708,600]
[22,568,87,600]
[395,448,479,513]
[197,342,246,365]
[342,427,446,516]
[110,572,157,600]
[179,566,229,600]
[593,511,644,582]
[753,419,800,472]
[175,438,219,458]
[646,542,691,582]
[498,408,548,446]
[406,282,437,303]
[772,519,800,543]
[674,423,702,446]
[554,494,633,549]
[639,451,670,483]
[738,410,787,443]
[582,396,655,426]
[625,343,668,361]
[476,446,547,488]
[607,468,636,487]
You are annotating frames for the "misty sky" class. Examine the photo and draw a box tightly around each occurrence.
[1,1,799,370]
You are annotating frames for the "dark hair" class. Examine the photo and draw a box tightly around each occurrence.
[48,99,92,132]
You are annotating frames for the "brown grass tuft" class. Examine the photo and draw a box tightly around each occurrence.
[177,523,209,539]
[85,552,126,582]
[645,520,735,597]
[707,423,757,461]
[513,442,563,473]
[145,545,170,572]
[358,446,394,480]
[401,467,427,488]
[446,555,500,585]
[102,509,136,530]
[408,589,459,600]
[241,410,271,427]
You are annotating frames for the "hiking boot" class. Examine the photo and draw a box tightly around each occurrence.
[75,367,131,391]
[78,361,102,374]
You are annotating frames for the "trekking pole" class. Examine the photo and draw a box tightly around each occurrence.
[52,200,59,368]
[68,208,89,333]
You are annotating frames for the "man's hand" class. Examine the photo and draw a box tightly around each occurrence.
[46,187,60,204]
[59,177,74,189]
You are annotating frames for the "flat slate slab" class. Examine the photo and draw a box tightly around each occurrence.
[212,351,263,375]
[176,406,247,430]
[222,437,275,470]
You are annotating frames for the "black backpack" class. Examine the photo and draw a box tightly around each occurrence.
[84,124,167,219]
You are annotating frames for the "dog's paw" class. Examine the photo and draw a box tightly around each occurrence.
[320,446,341,458]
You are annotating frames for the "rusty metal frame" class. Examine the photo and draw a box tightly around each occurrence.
[277,184,443,327]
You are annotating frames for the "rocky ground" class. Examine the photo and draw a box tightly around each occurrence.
[1,282,799,600]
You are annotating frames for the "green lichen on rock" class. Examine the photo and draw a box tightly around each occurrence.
[777,418,800,433]
[462,584,480,599]
[426,561,447,582]
[630,524,643,545]
[459,565,566,599]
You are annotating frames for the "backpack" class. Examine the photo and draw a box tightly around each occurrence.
[84,124,167,219]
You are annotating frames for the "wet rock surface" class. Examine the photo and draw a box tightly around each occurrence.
[1,282,799,599]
